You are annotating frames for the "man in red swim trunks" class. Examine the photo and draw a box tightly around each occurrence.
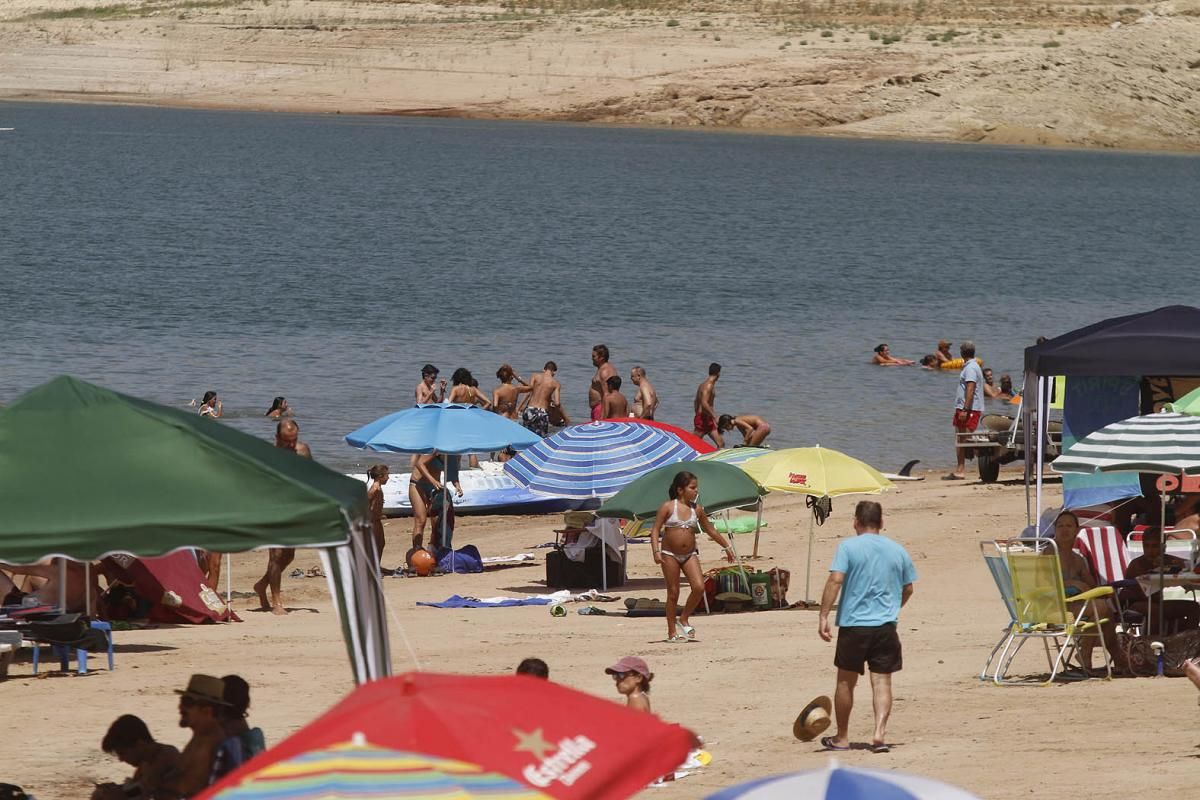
[948,341,983,480]
[693,362,724,448]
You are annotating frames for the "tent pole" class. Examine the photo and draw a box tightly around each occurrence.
[1035,376,1046,534]
[1021,370,1034,526]
[58,558,67,612]
[752,498,763,559]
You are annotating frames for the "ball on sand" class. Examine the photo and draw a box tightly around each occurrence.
[409,548,437,576]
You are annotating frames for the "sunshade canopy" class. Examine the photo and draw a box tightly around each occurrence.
[741,447,893,497]
[707,763,980,800]
[504,421,697,499]
[345,403,541,454]
[202,671,697,800]
[1165,386,1200,415]
[1024,305,1200,377]
[0,376,366,564]
[600,418,716,454]
[597,461,766,520]
[697,447,773,466]
[212,740,551,799]
[1052,411,1200,475]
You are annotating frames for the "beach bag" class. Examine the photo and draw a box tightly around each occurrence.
[1122,628,1200,677]
[768,567,791,607]
[437,544,482,574]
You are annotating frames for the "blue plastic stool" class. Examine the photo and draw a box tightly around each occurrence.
[32,620,114,675]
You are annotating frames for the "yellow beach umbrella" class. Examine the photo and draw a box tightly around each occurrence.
[741,446,893,497]
[742,447,893,604]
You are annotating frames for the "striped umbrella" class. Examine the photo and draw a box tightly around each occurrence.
[503,421,697,499]
[696,446,773,466]
[212,739,551,799]
[707,763,980,800]
[1052,411,1200,475]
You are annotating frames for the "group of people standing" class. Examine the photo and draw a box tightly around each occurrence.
[411,345,773,450]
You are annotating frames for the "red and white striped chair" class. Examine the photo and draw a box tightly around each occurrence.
[1073,526,1130,584]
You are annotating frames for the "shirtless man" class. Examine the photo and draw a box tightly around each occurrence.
[415,364,446,405]
[492,365,531,420]
[520,362,565,437]
[717,414,772,447]
[588,344,618,422]
[934,340,954,366]
[693,363,724,448]
[253,420,311,615]
[981,368,1002,399]
[1053,511,1126,673]
[630,366,659,420]
[603,376,630,418]
[91,715,181,800]
[170,675,230,797]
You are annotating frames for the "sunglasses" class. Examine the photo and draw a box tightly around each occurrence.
[611,671,633,681]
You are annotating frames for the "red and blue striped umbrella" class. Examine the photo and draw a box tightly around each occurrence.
[707,763,980,800]
[503,421,697,499]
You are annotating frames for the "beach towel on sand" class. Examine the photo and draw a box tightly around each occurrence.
[417,594,555,609]
[436,544,483,574]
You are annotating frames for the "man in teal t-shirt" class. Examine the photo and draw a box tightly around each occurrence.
[818,501,916,754]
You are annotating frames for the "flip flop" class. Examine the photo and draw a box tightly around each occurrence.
[870,743,890,754]
[820,736,849,752]
[942,473,965,481]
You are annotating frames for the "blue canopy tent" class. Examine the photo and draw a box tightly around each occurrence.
[1022,305,1200,529]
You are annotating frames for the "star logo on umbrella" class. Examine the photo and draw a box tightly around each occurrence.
[513,728,556,761]
[789,473,808,486]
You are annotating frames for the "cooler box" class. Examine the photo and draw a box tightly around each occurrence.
[546,547,624,589]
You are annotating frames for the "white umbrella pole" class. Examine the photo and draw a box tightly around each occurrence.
[751,499,763,559]
[804,512,815,605]
[58,557,67,612]
[84,561,91,617]
[225,553,232,605]
[1035,376,1046,533]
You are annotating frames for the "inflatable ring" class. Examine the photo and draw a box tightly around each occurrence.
[938,358,983,370]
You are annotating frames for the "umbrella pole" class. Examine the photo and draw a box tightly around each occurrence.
[752,499,763,559]
[225,553,231,606]
[58,557,67,612]
[84,561,91,617]
[804,512,815,605]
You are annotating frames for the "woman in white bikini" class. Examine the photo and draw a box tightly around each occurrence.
[650,471,735,642]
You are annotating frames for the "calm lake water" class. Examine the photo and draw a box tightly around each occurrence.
[1,102,1195,473]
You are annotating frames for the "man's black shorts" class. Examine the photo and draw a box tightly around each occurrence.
[835,623,902,675]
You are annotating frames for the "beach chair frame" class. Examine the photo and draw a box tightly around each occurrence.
[993,538,1114,686]
[979,540,1021,681]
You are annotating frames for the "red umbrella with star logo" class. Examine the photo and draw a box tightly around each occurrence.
[199,671,698,800]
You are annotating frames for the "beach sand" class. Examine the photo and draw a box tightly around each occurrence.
[10,470,1199,798]
[1,1,1198,151]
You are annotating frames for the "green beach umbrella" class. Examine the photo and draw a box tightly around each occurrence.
[595,460,767,521]
[0,376,388,684]
[1165,386,1200,415]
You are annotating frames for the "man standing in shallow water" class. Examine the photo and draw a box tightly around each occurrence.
[588,344,617,422]
[630,366,659,420]
[521,362,566,436]
[693,362,723,448]
[254,419,311,615]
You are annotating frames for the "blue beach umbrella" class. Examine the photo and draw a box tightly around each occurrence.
[706,763,981,800]
[503,421,698,499]
[344,403,540,454]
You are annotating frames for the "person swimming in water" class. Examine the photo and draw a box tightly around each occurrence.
[872,344,914,366]
[264,397,293,418]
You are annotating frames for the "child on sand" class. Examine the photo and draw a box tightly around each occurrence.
[606,656,652,712]
[366,465,389,567]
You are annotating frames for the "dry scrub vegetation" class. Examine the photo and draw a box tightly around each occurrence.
[1,0,1198,149]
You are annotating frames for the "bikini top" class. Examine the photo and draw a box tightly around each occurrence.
[665,500,699,529]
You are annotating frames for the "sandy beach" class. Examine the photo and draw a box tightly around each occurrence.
[9,470,1199,798]
[1,1,1198,151]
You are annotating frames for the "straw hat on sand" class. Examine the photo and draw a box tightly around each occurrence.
[793,695,832,741]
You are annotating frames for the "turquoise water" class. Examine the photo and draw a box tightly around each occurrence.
[1,102,1195,472]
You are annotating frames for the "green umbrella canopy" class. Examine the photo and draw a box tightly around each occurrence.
[596,460,767,521]
[0,376,367,564]
[1166,386,1200,415]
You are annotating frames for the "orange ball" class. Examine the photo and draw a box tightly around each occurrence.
[410,549,437,577]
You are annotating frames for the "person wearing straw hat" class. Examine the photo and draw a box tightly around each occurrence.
[171,674,232,796]
[817,501,916,754]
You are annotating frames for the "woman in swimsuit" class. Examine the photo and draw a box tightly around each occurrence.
[409,452,444,551]
[265,397,293,418]
[717,414,772,447]
[650,471,735,642]
[447,369,493,410]
[198,391,222,418]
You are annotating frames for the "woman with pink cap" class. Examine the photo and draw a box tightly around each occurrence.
[605,656,653,713]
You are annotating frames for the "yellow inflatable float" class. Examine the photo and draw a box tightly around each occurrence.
[939,358,982,370]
